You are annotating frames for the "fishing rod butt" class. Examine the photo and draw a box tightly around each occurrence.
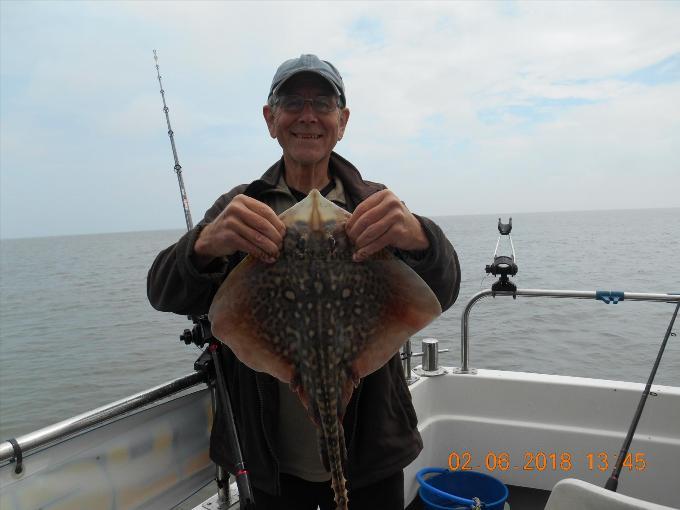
[604,476,618,492]
[236,473,256,509]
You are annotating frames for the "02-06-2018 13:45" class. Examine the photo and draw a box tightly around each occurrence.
[447,450,647,473]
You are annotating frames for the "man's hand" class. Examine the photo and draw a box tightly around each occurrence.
[345,189,429,262]
[193,194,286,266]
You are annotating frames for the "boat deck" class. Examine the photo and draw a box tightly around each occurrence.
[180,482,550,510]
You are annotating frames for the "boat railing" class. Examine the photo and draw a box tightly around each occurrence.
[400,289,680,379]
[5,289,678,464]
[0,371,206,464]
[459,289,680,373]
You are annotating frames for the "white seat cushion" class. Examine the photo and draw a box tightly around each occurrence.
[545,478,678,510]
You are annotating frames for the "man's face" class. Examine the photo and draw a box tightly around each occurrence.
[263,73,349,168]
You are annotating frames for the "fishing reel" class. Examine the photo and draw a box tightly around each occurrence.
[485,218,518,297]
[180,314,214,348]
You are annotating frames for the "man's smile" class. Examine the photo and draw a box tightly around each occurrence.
[292,133,322,140]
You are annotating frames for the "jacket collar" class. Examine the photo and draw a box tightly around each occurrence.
[245,152,382,208]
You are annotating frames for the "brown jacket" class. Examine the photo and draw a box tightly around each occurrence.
[147,152,461,493]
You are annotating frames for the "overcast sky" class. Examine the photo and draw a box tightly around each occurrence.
[1,1,678,239]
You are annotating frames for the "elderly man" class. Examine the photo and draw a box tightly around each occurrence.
[148,54,460,510]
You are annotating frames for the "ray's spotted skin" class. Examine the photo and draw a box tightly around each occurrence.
[209,190,441,509]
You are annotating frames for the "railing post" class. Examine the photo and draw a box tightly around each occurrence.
[402,338,420,384]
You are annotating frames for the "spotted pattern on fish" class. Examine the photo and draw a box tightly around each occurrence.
[248,227,386,366]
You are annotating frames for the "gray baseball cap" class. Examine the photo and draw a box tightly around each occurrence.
[268,54,346,107]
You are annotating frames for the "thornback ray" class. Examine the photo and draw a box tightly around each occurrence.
[208,189,441,510]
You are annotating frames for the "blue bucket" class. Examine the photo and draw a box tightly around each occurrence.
[418,487,471,509]
[416,467,509,510]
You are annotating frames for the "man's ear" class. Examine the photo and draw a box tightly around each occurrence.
[337,108,350,141]
[263,105,277,138]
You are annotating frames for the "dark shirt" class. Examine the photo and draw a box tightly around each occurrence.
[288,179,336,202]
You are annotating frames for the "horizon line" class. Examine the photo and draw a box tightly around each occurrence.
[1,205,678,242]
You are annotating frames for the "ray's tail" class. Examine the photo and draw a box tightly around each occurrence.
[318,411,349,510]
[313,363,349,510]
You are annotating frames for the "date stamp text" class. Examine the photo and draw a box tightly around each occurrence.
[447,450,647,473]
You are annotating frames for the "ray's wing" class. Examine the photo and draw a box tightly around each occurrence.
[350,251,441,378]
[208,255,296,383]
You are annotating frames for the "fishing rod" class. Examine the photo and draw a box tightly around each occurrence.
[153,50,255,510]
[153,49,194,231]
[605,300,679,492]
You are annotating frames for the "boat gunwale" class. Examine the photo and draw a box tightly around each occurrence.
[0,371,206,464]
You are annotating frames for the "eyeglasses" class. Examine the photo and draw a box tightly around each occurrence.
[274,95,339,114]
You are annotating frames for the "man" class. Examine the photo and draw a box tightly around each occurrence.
[148,54,460,509]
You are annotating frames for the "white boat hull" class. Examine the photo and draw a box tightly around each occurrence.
[405,369,680,508]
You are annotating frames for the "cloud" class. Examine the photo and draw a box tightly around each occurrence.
[1,1,679,238]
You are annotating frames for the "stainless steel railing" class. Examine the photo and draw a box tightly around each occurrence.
[4,289,678,463]
[0,371,205,463]
[460,289,680,373]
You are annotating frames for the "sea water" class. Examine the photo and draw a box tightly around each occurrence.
[1,208,678,439]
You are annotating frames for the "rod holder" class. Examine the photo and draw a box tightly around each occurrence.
[216,466,229,506]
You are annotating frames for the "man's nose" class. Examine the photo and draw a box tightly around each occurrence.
[298,101,318,121]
